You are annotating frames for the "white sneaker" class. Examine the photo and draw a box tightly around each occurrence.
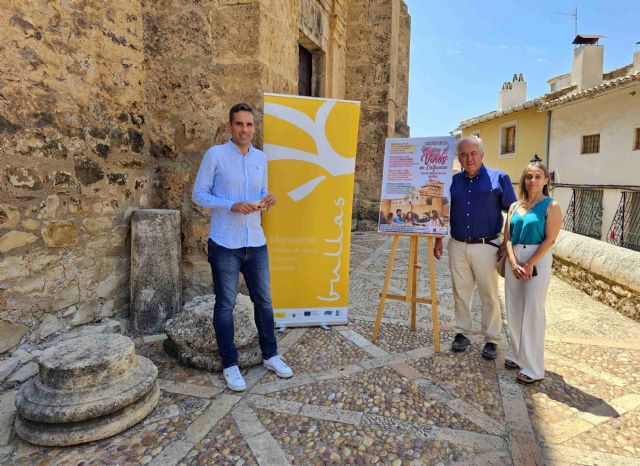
[263,355,293,378]
[222,365,246,392]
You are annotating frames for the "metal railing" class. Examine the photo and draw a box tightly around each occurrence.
[562,188,603,240]
[607,191,640,252]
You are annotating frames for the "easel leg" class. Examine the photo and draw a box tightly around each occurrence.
[410,237,419,331]
[405,236,415,303]
[372,235,399,342]
[428,237,440,352]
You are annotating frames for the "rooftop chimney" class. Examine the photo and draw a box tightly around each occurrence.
[633,42,640,74]
[498,73,527,110]
[571,34,605,91]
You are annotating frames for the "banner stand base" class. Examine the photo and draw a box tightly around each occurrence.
[371,233,441,352]
[274,318,349,328]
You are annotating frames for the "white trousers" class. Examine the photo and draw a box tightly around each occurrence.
[505,244,553,380]
[448,238,502,343]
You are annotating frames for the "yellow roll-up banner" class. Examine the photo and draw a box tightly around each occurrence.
[262,93,361,327]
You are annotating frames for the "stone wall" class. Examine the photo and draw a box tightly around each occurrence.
[345,0,411,229]
[0,0,409,351]
[0,1,148,346]
[552,230,640,321]
[141,0,268,302]
[395,6,411,138]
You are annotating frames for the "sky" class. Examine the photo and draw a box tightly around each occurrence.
[404,0,640,136]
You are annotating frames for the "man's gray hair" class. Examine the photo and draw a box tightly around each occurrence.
[456,135,484,156]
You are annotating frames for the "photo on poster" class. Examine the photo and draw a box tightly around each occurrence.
[378,137,455,235]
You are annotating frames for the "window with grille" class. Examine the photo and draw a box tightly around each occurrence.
[634,128,640,151]
[500,123,516,156]
[581,134,600,154]
[607,191,640,251]
[562,188,603,239]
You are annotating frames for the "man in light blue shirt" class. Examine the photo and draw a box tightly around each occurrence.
[192,103,293,391]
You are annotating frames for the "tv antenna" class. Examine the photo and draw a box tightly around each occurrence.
[557,7,578,37]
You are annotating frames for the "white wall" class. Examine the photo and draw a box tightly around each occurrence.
[549,82,640,187]
[498,80,526,110]
[571,45,603,91]
[551,186,573,218]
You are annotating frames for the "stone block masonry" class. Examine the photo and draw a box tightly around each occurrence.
[552,230,640,321]
[0,0,410,345]
[345,0,411,229]
[0,1,150,348]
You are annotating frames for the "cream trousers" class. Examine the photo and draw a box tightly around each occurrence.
[505,244,553,380]
[448,238,502,343]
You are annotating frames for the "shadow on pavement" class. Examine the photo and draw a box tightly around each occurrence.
[526,370,620,418]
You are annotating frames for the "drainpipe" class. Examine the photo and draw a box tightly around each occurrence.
[545,110,551,167]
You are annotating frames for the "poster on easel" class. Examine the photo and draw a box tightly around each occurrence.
[262,93,361,328]
[378,137,455,236]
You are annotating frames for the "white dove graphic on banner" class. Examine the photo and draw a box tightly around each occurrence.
[263,101,356,201]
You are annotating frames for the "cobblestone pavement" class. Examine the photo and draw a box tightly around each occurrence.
[2,233,640,465]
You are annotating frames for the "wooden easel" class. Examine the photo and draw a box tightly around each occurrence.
[371,233,441,352]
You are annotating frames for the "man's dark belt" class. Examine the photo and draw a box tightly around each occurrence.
[453,234,500,246]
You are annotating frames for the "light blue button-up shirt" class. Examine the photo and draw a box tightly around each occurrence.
[192,140,268,249]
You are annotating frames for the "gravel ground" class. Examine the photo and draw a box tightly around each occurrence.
[180,415,258,466]
[412,345,504,423]
[256,409,475,465]
[137,341,216,387]
[260,327,371,384]
[523,358,629,427]
[2,233,639,466]
[565,407,640,457]
[268,365,484,432]
[545,340,640,386]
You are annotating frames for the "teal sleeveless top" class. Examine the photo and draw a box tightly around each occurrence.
[510,197,552,245]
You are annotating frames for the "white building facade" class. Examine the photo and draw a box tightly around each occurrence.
[544,42,640,250]
[541,36,640,251]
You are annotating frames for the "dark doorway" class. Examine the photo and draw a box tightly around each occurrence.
[298,44,312,96]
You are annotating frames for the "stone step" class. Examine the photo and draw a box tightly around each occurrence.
[16,356,157,423]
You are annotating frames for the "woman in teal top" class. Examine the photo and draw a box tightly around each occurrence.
[509,197,553,246]
[503,162,562,384]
